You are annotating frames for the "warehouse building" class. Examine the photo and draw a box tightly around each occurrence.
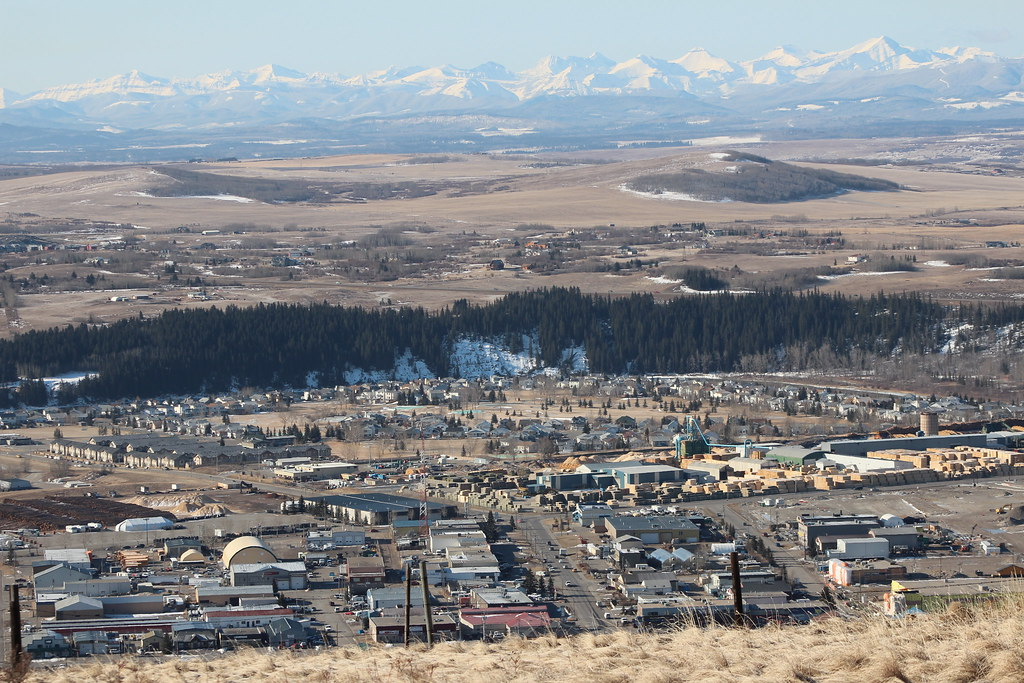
[604,515,700,544]
[823,434,988,457]
[196,585,276,607]
[798,514,880,551]
[538,461,693,491]
[230,562,307,590]
[346,556,386,595]
[274,462,358,482]
[313,492,455,525]
[870,526,922,551]
[826,537,890,560]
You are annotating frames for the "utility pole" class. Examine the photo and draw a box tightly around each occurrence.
[730,551,745,627]
[8,585,23,671]
[404,563,412,647]
[0,571,5,664]
[419,560,434,647]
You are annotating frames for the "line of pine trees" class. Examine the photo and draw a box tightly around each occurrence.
[0,287,1015,402]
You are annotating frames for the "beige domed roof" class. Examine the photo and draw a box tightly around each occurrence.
[179,548,206,563]
[222,535,276,567]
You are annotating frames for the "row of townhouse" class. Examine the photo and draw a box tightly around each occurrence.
[50,435,331,470]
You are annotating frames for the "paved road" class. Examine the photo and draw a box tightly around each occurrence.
[515,512,609,631]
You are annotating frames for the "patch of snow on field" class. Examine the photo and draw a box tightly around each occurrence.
[676,286,753,295]
[924,260,950,267]
[620,185,731,203]
[646,276,682,284]
[182,194,255,203]
[450,335,537,378]
[688,135,761,146]
[818,271,906,280]
[128,192,255,203]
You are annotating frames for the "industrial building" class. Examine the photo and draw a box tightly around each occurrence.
[366,587,428,611]
[827,559,908,586]
[312,492,456,526]
[798,515,881,551]
[230,562,307,590]
[604,515,700,544]
[826,537,890,560]
[195,585,276,606]
[823,434,989,457]
[346,556,386,595]
[274,462,358,481]
[537,461,690,491]
[573,503,614,528]
[870,526,922,551]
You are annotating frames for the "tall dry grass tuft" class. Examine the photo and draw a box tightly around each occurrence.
[21,596,1024,683]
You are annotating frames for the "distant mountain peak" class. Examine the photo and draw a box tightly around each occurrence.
[1,35,1019,156]
[249,64,307,82]
[673,47,737,75]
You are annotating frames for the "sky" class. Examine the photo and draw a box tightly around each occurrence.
[2,0,1022,93]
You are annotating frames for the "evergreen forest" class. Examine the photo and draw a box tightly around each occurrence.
[0,287,1018,403]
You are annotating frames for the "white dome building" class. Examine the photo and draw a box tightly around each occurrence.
[880,513,906,528]
[221,535,276,568]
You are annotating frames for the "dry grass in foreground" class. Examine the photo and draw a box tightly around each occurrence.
[13,599,1024,683]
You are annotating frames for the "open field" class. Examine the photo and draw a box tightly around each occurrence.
[1,133,1024,337]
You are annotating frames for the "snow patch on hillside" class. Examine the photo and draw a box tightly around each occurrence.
[559,345,589,374]
[450,335,538,378]
[343,349,435,384]
[43,371,98,390]
[620,185,732,203]
[941,323,974,354]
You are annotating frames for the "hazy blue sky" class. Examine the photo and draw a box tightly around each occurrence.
[2,0,1021,93]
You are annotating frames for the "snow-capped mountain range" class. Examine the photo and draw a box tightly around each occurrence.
[2,36,1023,163]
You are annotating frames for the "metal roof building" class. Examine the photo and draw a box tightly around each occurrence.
[603,516,700,544]
[222,536,276,568]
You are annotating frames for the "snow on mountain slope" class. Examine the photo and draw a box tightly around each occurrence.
[794,36,942,79]
[27,70,179,102]
[672,48,739,77]
[3,36,1023,145]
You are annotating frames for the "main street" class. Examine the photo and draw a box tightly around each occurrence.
[514,509,609,631]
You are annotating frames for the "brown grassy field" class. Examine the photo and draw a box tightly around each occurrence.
[17,597,1024,682]
[2,133,1024,335]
